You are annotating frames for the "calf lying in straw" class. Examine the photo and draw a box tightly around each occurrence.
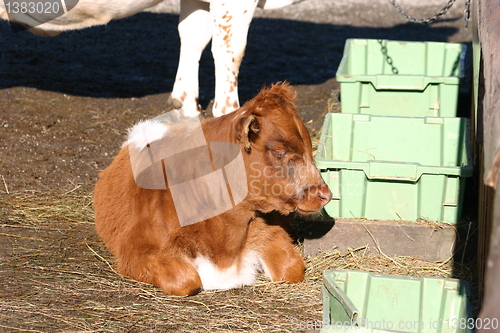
[94,82,331,296]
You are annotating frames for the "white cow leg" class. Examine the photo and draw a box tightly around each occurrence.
[210,0,258,117]
[171,0,213,119]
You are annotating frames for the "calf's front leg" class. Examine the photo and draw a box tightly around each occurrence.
[247,218,306,283]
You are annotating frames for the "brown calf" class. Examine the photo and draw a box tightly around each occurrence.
[93,82,331,296]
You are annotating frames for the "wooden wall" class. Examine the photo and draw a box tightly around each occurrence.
[475,0,500,327]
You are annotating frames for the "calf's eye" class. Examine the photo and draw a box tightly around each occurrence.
[272,150,287,159]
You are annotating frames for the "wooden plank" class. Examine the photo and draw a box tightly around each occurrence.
[477,144,494,303]
[303,218,465,262]
[479,0,500,186]
[475,0,500,327]
[479,174,500,327]
[471,0,492,304]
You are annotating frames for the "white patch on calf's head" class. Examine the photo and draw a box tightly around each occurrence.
[124,119,169,151]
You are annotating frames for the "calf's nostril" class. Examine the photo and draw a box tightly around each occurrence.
[317,187,332,203]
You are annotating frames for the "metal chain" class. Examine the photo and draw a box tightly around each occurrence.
[378,40,399,74]
[463,0,470,27]
[388,0,457,25]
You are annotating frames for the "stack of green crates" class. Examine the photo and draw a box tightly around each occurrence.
[316,39,472,223]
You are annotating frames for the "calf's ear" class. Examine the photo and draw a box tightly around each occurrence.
[235,115,259,153]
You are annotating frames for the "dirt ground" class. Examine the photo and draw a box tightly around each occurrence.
[0,1,475,332]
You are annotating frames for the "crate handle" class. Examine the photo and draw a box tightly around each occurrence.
[373,75,427,90]
[365,162,419,182]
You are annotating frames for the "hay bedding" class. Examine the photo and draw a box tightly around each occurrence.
[0,188,475,332]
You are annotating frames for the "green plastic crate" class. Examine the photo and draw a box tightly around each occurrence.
[336,39,465,117]
[321,270,473,333]
[315,113,473,223]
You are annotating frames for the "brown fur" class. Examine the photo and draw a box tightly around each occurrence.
[94,82,331,296]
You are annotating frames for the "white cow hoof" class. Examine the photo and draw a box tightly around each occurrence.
[166,95,184,111]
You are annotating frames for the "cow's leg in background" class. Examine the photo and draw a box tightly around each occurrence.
[170,0,213,119]
[210,0,258,117]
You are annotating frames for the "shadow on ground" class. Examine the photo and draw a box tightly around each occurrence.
[0,13,463,105]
